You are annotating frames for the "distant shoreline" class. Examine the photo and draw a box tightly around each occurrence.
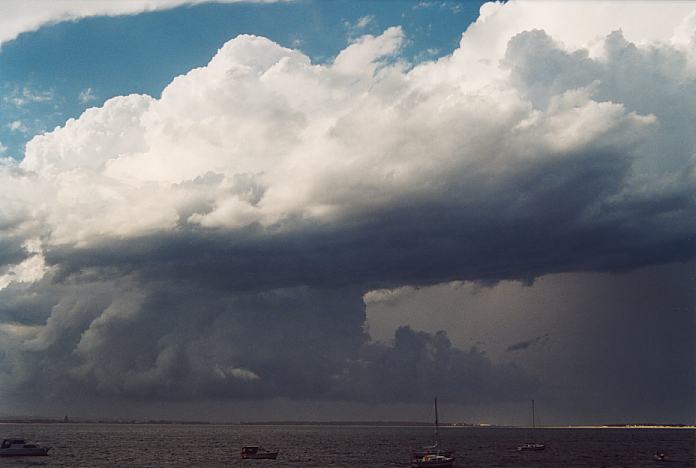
[0,418,693,429]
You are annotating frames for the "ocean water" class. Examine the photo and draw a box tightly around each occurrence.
[0,424,693,467]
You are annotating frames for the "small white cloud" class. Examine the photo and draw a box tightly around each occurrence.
[355,15,375,30]
[23,87,52,103]
[78,87,97,104]
[414,1,460,13]
[214,365,260,381]
[413,1,435,10]
[345,15,377,40]
[447,3,463,14]
[7,120,28,133]
[0,141,6,154]
[5,87,53,107]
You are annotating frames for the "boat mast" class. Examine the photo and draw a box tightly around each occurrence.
[434,396,440,447]
[532,399,535,431]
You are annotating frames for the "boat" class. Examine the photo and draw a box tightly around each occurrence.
[653,452,669,462]
[517,442,545,451]
[411,397,455,467]
[517,399,545,451]
[0,438,51,457]
[412,453,456,467]
[241,445,278,459]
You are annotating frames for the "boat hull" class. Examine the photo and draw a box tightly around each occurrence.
[241,452,278,459]
[413,449,454,458]
[411,456,455,467]
[0,448,50,457]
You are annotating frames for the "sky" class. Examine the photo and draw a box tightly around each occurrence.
[0,0,694,426]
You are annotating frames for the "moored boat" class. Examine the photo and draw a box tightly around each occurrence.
[517,442,545,451]
[0,438,51,457]
[412,452,455,467]
[517,399,545,451]
[411,397,455,467]
[413,447,454,458]
[241,445,278,459]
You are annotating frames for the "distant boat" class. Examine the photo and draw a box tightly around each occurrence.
[517,399,545,451]
[653,452,669,462]
[411,397,455,467]
[241,445,278,460]
[0,438,51,457]
[517,442,545,451]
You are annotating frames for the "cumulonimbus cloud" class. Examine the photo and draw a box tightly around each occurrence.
[0,1,694,406]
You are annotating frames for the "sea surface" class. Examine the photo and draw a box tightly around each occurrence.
[0,423,693,467]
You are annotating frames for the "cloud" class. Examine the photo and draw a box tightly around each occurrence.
[78,87,97,104]
[413,2,436,10]
[364,262,695,424]
[0,239,49,290]
[0,1,695,410]
[355,15,375,31]
[0,275,535,403]
[338,326,538,403]
[4,87,53,107]
[7,120,29,133]
[336,26,404,74]
[0,142,6,155]
[413,1,464,14]
[0,0,287,47]
[506,333,549,352]
[343,15,379,43]
[363,286,419,305]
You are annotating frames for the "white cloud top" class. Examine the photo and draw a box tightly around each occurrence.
[10,1,694,252]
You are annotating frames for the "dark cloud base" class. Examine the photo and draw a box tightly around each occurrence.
[1,275,538,405]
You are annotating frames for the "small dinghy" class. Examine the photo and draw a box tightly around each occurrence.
[0,438,51,457]
[241,445,278,459]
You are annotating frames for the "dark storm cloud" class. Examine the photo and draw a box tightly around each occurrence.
[338,326,538,403]
[44,172,695,292]
[1,278,537,404]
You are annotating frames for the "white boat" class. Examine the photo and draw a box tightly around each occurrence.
[412,453,456,467]
[411,397,455,467]
[517,399,545,451]
[241,445,278,459]
[517,442,545,451]
[0,438,51,457]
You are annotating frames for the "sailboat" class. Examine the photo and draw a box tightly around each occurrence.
[411,397,455,467]
[517,399,545,451]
